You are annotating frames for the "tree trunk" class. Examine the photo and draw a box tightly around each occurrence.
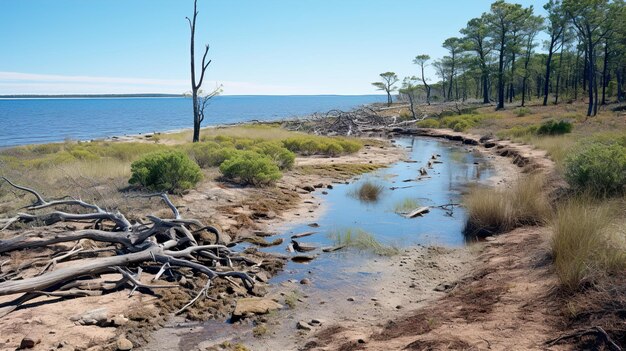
[555,35,565,105]
[543,35,556,106]
[601,40,609,105]
[497,35,506,110]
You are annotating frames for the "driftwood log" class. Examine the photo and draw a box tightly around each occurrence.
[0,177,255,317]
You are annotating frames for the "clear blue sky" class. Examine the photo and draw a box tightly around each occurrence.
[0,0,546,95]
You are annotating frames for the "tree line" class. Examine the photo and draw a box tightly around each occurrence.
[372,0,626,117]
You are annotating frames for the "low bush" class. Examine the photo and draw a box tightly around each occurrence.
[187,142,238,168]
[129,150,203,193]
[416,119,440,128]
[440,114,485,132]
[565,142,626,197]
[282,136,362,156]
[536,120,572,135]
[516,107,532,117]
[497,124,539,139]
[463,175,551,237]
[551,198,625,290]
[253,141,295,170]
[219,150,282,186]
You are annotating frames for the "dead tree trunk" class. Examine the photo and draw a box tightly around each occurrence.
[188,0,212,143]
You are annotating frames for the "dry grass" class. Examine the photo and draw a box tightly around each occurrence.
[551,197,626,291]
[162,124,301,144]
[349,180,384,202]
[463,174,551,237]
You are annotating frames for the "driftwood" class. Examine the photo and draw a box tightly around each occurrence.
[0,178,255,317]
[291,240,317,253]
[404,207,431,218]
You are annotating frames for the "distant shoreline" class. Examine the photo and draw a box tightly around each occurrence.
[0,93,183,99]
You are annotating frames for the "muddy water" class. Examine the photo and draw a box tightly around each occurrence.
[145,137,494,350]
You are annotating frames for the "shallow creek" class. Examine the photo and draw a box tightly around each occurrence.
[145,136,495,350]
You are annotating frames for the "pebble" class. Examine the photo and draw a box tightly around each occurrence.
[116,336,133,351]
[347,297,355,302]
[296,321,313,331]
[300,278,311,285]
[19,337,36,349]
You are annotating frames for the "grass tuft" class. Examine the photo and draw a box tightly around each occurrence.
[329,228,400,256]
[551,197,626,291]
[349,180,384,202]
[463,175,551,237]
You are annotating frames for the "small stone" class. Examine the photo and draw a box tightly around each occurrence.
[116,336,133,351]
[347,297,355,302]
[110,315,129,327]
[326,184,333,189]
[357,339,367,344]
[19,337,36,349]
[300,278,311,285]
[301,185,315,192]
[307,223,320,228]
[396,305,403,309]
[297,321,313,331]
[310,319,323,325]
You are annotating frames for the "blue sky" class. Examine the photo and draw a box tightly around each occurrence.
[0,0,546,95]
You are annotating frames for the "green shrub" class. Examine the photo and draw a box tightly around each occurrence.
[188,142,238,168]
[565,142,626,197]
[253,141,295,170]
[219,150,282,186]
[282,136,361,156]
[440,114,484,132]
[537,120,572,135]
[129,150,203,192]
[496,124,539,139]
[416,119,440,128]
[516,107,531,117]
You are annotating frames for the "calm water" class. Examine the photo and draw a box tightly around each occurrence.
[0,95,385,147]
[258,137,493,287]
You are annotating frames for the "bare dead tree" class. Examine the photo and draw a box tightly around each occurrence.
[187,0,213,143]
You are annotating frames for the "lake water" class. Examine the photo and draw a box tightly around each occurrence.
[0,95,385,147]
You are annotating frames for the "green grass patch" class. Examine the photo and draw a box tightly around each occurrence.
[329,228,400,256]
[393,198,421,213]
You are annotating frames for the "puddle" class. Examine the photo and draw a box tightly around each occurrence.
[148,136,495,350]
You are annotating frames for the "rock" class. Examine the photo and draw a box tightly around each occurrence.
[300,278,311,285]
[307,223,320,228]
[310,319,323,326]
[347,297,355,302]
[434,282,456,292]
[71,307,109,326]
[326,184,333,189]
[321,191,328,195]
[301,185,315,192]
[313,183,324,188]
[232,298,283,318]
[116,336,133,351]
[297,321,313,331]
[255,271,269,283]
[110,315,129,327]
[19,337,36,349]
